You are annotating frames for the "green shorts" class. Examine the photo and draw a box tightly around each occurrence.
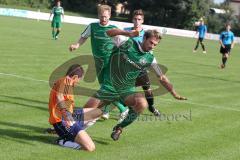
[51,21,61,28]
[94,85,136,103]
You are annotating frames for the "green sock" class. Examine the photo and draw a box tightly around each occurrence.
[116,107,139,128]
[55,30,60,37]
[113,101,127,113]
[102,105,111,113]
[52,30,55,38]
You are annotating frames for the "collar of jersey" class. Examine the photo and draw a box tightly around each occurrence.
[98,22,110,27]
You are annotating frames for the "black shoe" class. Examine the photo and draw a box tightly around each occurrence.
[111,126,122,141]
[148,106,161,116]
[152,108,161,117]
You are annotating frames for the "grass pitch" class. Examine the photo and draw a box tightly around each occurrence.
[0,16,240,160]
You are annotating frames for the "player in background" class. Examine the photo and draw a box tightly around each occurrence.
[69,5,130,121]
[48,64,103,151]
[49,0,64,40]
[193,18,207,54]
[124,9,161,117]
[219,23,235,69]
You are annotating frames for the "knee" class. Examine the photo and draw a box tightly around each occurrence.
[84,143,95,152]
[134,99,148,113]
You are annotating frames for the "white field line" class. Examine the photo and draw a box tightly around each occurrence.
[0,72,239,112]
[0,72,48,83]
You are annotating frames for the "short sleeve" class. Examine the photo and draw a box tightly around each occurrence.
[150,57,163,77]
[81,25,91,38]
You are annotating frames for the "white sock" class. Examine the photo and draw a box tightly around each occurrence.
[83,117,100,130]
[58,139,81,150]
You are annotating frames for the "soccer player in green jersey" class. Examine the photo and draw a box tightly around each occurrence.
[69,5,130,121]
[83,29,187,141]
[49,0,64,40]
[124,9,161,117]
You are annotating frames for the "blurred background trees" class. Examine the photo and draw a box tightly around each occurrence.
[0,0,239,35]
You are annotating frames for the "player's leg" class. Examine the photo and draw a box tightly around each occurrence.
[199,38,206,53]
[54,22,61,39]
[51,21,56,39]
[74,130,95,152]
[135,72,160,116]
[111,93,148,141]
[220,45,230,69]
[113,101,129,123]
[221,53,229,68]
[53,122,82,149]
[194,38,200,52]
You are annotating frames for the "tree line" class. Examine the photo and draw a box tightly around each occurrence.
[0,0,239,36]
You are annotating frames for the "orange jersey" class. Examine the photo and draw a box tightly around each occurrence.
[48,76,75,125]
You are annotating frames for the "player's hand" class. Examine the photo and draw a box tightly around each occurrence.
[69,44,79,52]
[174,94,187,100]
[129,30,140,37]
[222,45,225,48]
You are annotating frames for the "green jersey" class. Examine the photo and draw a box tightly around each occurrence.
[104,38,155,93]
[51,6,64,22]
[81,23,118,68]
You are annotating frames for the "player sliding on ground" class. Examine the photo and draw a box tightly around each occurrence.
[48,64,102,151]
[82,29,187,141]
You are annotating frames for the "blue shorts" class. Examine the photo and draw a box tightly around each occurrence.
[53,109,84,141]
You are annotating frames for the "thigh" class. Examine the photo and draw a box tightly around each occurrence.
[74,130,95,151]
[83,108,103,122]
[56,22,61,29]
[83,97,104,108]
[51,21,56,28]
[124,93,148,113]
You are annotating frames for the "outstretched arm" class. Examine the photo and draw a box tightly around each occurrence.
[69,25,90,51]
[159,75,187,100]
[150,58,187,100]
[106,28,139,37]
[69,37,88,51]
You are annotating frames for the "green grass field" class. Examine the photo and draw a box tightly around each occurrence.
[0,15,240,160]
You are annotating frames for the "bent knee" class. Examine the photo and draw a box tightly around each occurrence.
[84,143,95,152]
[135,100,148,113]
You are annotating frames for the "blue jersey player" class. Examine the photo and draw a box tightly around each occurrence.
[219,23,235,69]
[193,18,207,53]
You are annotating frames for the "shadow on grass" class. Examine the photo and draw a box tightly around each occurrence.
[0,94,47,111]
[0,121,54,145]
[91,136,110,145]
[0,121,112,146]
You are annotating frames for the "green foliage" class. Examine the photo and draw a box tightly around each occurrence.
[126,0,211,29]
[0,0,51,8]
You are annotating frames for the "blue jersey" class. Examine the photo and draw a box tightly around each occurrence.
[220,31,234,45]
[198,25,207,38]
[124,27,145,43]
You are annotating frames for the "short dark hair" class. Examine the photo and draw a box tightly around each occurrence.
[66,64,84,78]
[144,29,162,40]
[225,23,231,27]
[133,9,144,19]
